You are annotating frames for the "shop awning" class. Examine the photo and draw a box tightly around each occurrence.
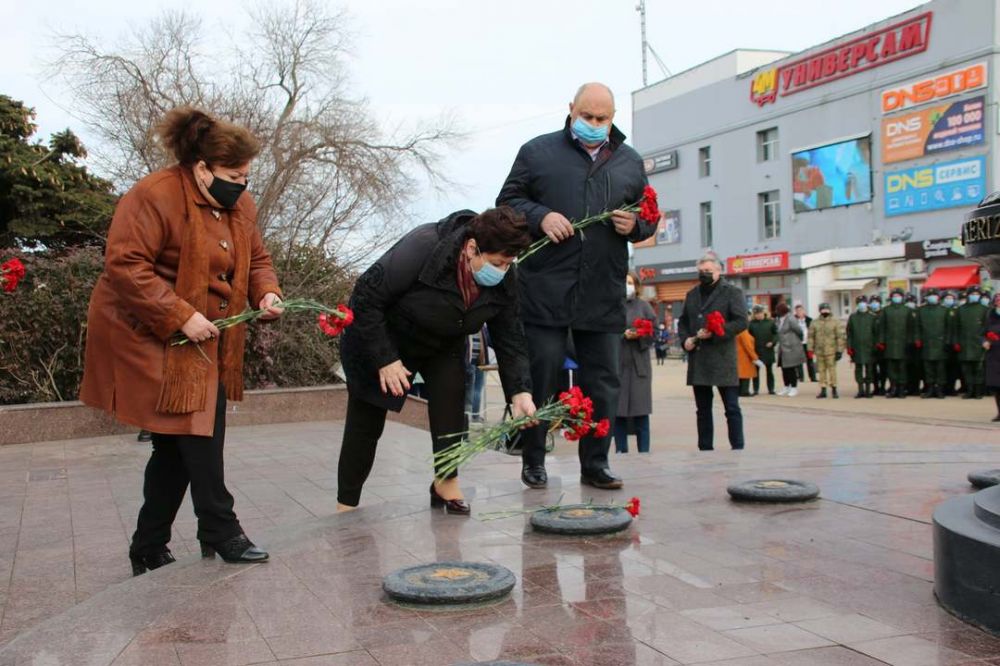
[655,280,699,302]
[825,279,875,291]
[923,265,980,290]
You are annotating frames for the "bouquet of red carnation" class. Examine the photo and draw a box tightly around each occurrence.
[433,385,610,478]
[171,297,354,346]
[987,331,1000,343]
[705,310,726,338]
[632,318,654,338]
[518,185,661,262]
[1,257,26,293]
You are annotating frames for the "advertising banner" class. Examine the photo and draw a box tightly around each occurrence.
[881,96,984,164]
[726,252,790,275]
[792,136,873,212]
[884,155,986,218]
[881,61,987,114]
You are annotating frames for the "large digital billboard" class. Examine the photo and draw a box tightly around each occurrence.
[792,136,873,213]
[884,155,985,217]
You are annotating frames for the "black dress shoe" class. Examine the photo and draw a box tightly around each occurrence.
[129,548,176,576]
[430,483,470,515]
[200,534,268,563]
[581,468,624,489]
[136,430,152,442]
[521,465,547,489]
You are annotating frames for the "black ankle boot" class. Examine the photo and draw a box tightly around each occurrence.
[831,387,839,399]
[816,388,827,399]
[200,534,269,564]
[129,548,176,576]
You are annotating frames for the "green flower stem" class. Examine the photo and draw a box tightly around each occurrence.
[170,297,347,346]
[516,200,643,263]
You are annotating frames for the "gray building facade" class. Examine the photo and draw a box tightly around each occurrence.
[631,0,998,318]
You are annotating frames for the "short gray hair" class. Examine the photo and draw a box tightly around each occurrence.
[573,82,616,108]
[696,252,723,271]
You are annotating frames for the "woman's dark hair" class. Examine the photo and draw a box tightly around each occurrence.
[468,206,533,256]
[775,302,790,317]
[627,270,641,287]
[156,106,261,167]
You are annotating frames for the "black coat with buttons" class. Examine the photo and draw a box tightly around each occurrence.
[340,210,532,412]
[496,118,654,332]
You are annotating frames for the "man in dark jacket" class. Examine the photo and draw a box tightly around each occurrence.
[846,295,875,397]
[747,305,778,395]
[877,288,914,398]
[915,288,948,398]
[678,253,748,450]
[497,82,654,489]
[955,286,988,399]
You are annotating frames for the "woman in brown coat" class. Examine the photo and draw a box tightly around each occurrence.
[736,329,762,397]
[80,107,283,575]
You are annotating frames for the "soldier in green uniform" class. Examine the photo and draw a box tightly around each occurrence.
[748,305,778,395]
[808,302,845,399]
[877,288,914,398]
[955,286,989,399]
[905,293,923,395]
[846,295,876,398]
[869,295,886,395]
[943,291,960,395]
[915,288,948,399]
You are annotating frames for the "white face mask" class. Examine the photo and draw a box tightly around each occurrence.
[626,283,636,299]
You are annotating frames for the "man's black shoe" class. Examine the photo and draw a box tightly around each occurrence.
[581,468,623,490]
[521,466,547,489]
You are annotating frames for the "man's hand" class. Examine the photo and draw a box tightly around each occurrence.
[683,337,697,352]
[258,292,284,321]
[511,392,538,427]
[611,209,637,236]
[540,212,574,243]
[696,328,712,340]
[624,329,639,340]
[765,342,774,348]
[378,360,412,397]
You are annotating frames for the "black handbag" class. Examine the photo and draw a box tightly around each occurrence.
[490,404,555,456]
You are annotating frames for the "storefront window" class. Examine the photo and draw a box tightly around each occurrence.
[760,190,781,239]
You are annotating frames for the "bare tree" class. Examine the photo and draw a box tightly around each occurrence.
[47,1,462,273]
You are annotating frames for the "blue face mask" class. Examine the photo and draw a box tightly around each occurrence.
[943,297,955,308]
[926,295,939,305]
[969,295,981,304]
[891,296,903,305]
[572,116,609,145]
[472,249,508,287]
[857,303,869,313]
[870,301,881,311]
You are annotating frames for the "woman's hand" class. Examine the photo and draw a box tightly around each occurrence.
[696,327,712,340]
[181,312,220,343]
[510,392,538,427]
[258,292,284,321]
[379,360,412,397]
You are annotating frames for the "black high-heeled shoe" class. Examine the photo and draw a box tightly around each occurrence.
[128,548,176,576]
[430,482,470,515]
[200,533,269,563]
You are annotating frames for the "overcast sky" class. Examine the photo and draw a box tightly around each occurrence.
[2,0,923,225]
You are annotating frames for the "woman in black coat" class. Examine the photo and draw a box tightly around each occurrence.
[337,207,536,513]
[985,293,1000,422]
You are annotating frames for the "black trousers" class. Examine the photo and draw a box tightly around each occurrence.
[131,384,240,554]
[752,362,775,394]
[693,385,744,450]
[797,344,817,381]
[521,324,619,473]
[781,367,798,388]
[337,350,466,506]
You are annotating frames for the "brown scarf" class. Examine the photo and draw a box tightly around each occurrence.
[155,167,251,414]
[456,247,481,309]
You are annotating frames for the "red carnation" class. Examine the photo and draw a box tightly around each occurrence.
[638,186,660,224]
[625,497,640,517]
[705,310,726,338]
[632,318,654,338]
[1,257,26,293]
[593,418,611,438]
[987,332,1000,342]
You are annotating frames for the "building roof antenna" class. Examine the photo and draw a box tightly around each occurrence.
[636,0,672,87]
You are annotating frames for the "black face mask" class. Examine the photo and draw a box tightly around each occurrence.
[206,173,247,209]
[698,271,715,286]
[821,312,831,318]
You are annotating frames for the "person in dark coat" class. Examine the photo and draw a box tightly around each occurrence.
[748,305,778,395]
[877,288,914,398]
[984,292,1000,421]
[654,323,670,365]
[869,296,887,395]
[915,288,949,399]
[678,253,749,450]
[496,82,655,490]
[943,291,961,395]
[846,295,876,397]
[615,272,656,453]
[337,207,536,514]
[904,293,923,395]
[955,285,989,399]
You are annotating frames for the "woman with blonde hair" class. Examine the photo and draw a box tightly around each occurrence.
[80,107,283,574]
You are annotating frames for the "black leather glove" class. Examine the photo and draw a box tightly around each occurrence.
[835,352,843,361]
